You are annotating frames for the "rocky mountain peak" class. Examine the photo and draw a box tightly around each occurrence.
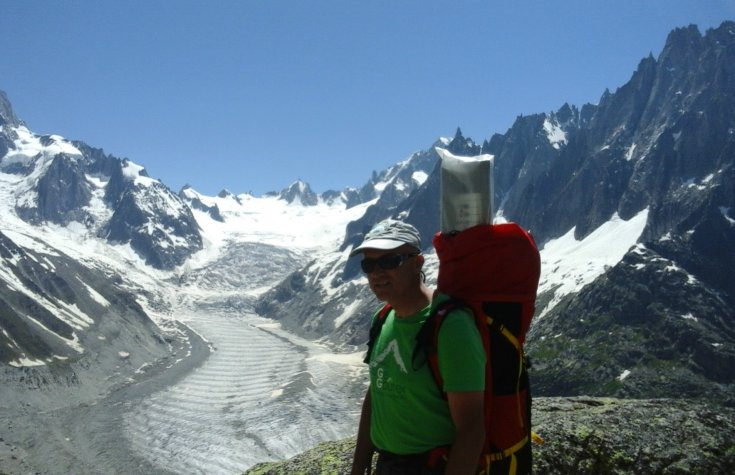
[0,90,23,159]
[446,127,481,156]
[661,24,703,60]
[706,19,735,43]
[278,179,318,206]
[553,103,577,125]
[180,185,225,223]
[217,188,235,199]
[0,90,22,128]
[104,179,203,269]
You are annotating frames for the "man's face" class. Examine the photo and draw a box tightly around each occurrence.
[361,246,420,302]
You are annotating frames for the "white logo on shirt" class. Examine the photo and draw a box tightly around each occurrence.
[370,339,408,374]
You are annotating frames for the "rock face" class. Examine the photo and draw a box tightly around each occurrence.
[531,398,735,475]
[245,397,735,475]
[181,185,225,222]
[278,180,319,206]
[100,177,202,269]
[528,243,735,404]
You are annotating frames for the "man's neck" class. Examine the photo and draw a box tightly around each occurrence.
[391,284,432,318]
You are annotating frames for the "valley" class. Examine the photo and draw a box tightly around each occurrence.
[0,239,368,474]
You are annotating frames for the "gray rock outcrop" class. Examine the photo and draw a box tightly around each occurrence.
[245,397,735,475]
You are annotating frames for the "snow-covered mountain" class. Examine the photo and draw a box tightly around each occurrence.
[1,20,734,474]
[0,102,203,271]
[257,22,735,403]
[0,104,178,379]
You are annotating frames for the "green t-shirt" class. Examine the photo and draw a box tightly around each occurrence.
[368,295,486,454]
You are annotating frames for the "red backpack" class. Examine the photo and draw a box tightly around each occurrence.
[427,222,541,474]
[364,223,541,474]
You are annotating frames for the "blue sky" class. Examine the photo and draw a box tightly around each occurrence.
[2,1,733,196]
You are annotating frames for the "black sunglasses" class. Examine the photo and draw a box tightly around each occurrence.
[361,253,418,274]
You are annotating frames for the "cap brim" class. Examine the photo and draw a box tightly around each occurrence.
[348,238,409,257]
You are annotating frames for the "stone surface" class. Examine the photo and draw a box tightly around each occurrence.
[245,397,735,475]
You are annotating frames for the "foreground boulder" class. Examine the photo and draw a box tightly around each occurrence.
[246,397,735,474]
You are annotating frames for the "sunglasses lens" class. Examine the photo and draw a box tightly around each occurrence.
[361,254,411,273]
[360,259,376,273]
[377,254,403,270]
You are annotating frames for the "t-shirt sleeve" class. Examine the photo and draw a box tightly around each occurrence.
[437,309,486,392]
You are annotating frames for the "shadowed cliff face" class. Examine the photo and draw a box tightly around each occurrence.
[245,397,735,475]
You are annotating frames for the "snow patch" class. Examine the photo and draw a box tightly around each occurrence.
[625,144,637,161]
[543,118,567,149]
[334,298,364,329]
[2,126,82,168]
[8,356,47,367]
[121,160,155,187]
[78,277,111,307]
[374,180,388,192]
[537,208,649,319]
[720,207,735,226]
[411,170,429,185]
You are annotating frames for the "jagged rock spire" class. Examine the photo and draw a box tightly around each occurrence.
[0,90,22,128]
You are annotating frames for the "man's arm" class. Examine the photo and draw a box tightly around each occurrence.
[444,390,485,475]
[351,388,374,475]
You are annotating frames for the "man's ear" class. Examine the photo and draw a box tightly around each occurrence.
[416,254,425,269]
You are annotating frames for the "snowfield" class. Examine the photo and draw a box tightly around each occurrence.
[536,209,649,319]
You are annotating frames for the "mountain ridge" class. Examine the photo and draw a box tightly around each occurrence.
[255,20,735,403]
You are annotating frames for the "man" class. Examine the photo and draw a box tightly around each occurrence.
[350,219,486,475]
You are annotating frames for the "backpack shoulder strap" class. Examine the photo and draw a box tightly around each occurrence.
[363,304,392,364]
[413,298,467,394]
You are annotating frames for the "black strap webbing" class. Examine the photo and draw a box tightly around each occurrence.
[364,304,392,364]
